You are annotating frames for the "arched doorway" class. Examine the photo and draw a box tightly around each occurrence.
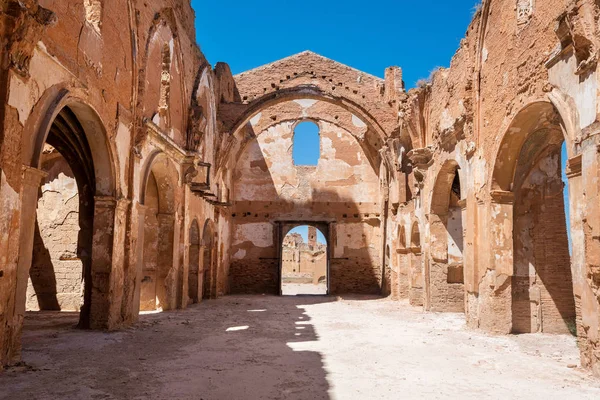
[26,107,96,328]
[139,153,178,312]
[428,161,465,312]
[492,102,576,335]
[17,95,118,335]
[201,220,217,300]
[188,220,201,304]
[281,225,328,296]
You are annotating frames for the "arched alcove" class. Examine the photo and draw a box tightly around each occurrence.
[139,153,178,312]
[492,102,576,335]
[428,161,465,312]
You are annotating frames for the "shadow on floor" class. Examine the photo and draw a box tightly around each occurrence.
[3,295,348,400]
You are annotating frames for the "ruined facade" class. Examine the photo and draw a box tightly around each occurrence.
[281,228,327,286]
[2,0,600,377]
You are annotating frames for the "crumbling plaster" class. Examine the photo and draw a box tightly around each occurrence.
[2,0,600,377]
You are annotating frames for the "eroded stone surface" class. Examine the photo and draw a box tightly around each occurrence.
[1,0,600,381]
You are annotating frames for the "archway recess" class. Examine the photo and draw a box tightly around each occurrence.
[427,160,465,313]
[17,96,119,333]
[490,101,577,335]
[139,152,178,312]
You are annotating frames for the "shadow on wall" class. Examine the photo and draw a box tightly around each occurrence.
[228,131,383,296]
[7,296,337,399]
[28,222,60,310]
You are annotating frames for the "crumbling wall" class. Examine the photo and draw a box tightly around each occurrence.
[229,100,382,294]
[397,0,600,375]
[26,153,82,312]
[0,0,214,368]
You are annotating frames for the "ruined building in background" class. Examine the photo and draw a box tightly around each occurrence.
[1,0,600,377]
[281,228,327,285]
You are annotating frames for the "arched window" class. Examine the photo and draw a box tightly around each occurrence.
[293,121,320,166]
[411,222,421,249]
[398,226,406,249]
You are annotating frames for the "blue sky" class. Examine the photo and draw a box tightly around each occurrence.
[293,122,320,165]
[193,0,481,88]
[562,143,572,254]
[288,226,327,246]
[192,1,572,252]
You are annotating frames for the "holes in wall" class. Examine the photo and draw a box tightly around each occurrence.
[447,265,464,284]
[293,121,320,166]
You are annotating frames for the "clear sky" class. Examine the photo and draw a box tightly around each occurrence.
[192,1,572,251]
[193,0,482,88]
[293,122,320,165]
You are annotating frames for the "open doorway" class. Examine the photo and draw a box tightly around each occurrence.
[281,225,328,296]
[26,107,96,328]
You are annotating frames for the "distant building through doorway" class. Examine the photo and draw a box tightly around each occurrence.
[281,226,327,295]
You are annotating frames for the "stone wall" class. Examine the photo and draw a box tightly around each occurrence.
[229,100,382,295]
[26,151,82,312]
[2,0,600,378]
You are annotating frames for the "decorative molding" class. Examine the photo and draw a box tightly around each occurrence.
[145,121,196,166]
[490,190,515,204]
[21,165,48,187]
[95,196,118,209]
[566,154,582,179]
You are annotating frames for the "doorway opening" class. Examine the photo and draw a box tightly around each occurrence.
[281,225,328,296]
[26,107,96,329]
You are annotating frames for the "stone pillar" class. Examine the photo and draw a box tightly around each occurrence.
[408,245,424,307]
[565,155,585,331]
[131,203,147,320]
[14,167,47,316]
[579,142,600,375]
[198,244,205,300]
[477,190,514,334]
[174,212,185,309]
[89,196,117,330]
[157,213,175,310]
[107,198,130,328]
[396,247,411,299]
[459,197,474,324]
[8,166,47,363]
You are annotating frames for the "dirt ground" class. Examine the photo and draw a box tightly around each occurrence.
[282,282,327,296]
[2,296,600,400]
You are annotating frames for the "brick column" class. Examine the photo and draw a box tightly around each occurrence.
[8,166,47,362]
[477,190,514,334]
[89,196,118,330]
[579,142,600,375]
[131,203,147,320]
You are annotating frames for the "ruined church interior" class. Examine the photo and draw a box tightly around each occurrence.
[2,0,600,398]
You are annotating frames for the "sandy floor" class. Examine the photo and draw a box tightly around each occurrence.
[2,296,600,400]
[282,282,327,295]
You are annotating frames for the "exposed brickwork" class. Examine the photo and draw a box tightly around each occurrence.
[1,0,600,378]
